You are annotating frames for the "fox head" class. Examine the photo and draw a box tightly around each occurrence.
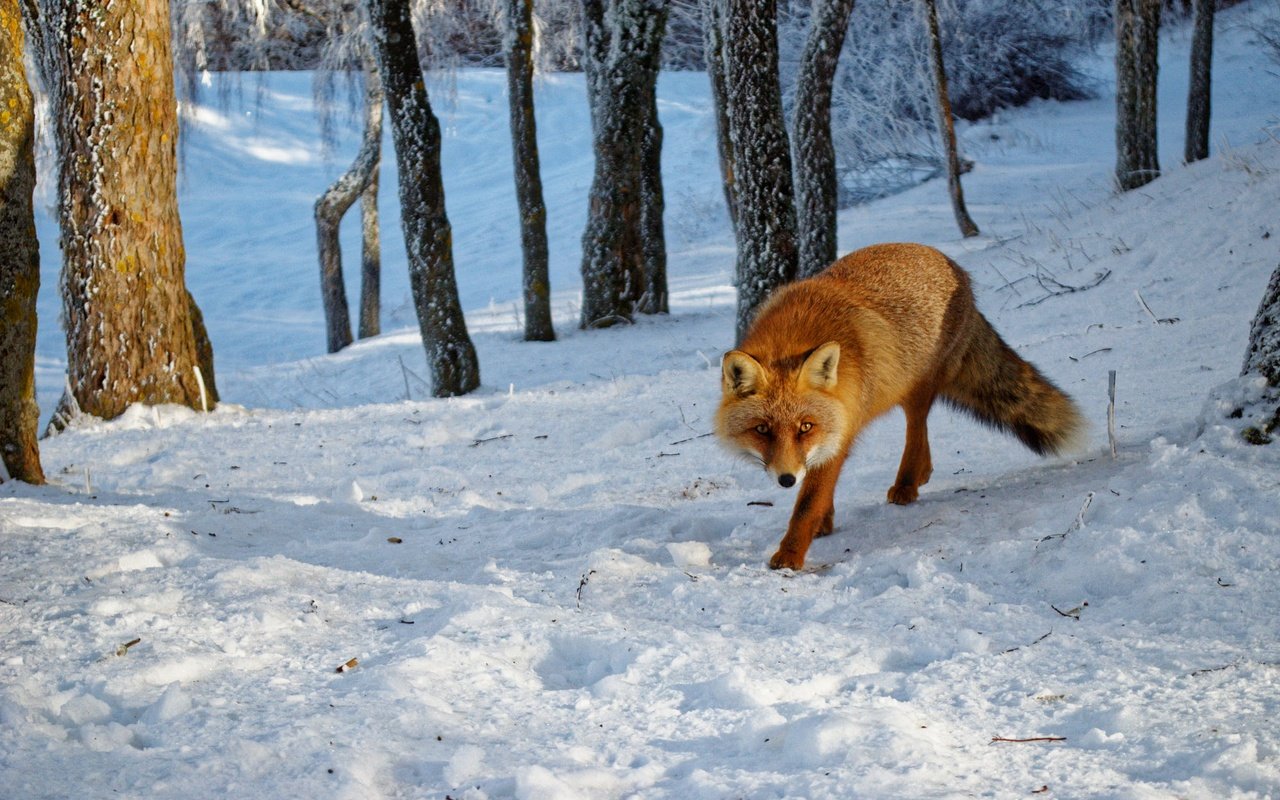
[714,341,850,488]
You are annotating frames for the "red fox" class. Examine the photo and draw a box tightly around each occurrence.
[716,243,1084,570]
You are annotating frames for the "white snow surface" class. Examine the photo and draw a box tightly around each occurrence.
[5,5,1280,798]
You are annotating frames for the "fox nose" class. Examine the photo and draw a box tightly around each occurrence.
[778,473,796,488]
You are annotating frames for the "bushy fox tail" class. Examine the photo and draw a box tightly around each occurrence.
[941,314,1085,456]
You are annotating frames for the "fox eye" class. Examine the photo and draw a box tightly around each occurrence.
[799,421,814,434]
[754,423,770,435]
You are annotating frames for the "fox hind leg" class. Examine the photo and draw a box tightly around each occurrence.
[888,389,935,505]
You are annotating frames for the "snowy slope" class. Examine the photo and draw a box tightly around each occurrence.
[5,3,1280,798]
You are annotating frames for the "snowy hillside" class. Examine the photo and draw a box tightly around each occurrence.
[4,3,1280,798]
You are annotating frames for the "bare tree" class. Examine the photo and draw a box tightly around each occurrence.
[367,0,479,396]
[315,51,384,353]
[503,0,555,340]
[699,0,737,231]
[0,0,43,483]
[920,0,978,238]
[791,0,857,278]
[36,0,216,422]
[714,0,798,342]
[578,0,668,329]
[1184,0,1214,164]
[1115,0,1161,191]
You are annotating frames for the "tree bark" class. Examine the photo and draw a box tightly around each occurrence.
[1115,0,1161,191]
[0,0,44,483]
[359,165,381,340]
[578,0,668,329]
[504,0,554,340]
[39,0,213,421]
[921,0,979,238]
[315,55,383,353]
[636,11,668,316]
[792,0,857,278]
[1243,263,1280,387]
[699,0,737,232]
[1184,0,1214,164]
[717,0,798,342]
[367,0,479,396]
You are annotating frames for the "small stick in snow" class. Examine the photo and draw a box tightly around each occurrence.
[990,736,1067,744]
[335,657,359,673]
[398,355,412,401]
[1133,289,1179,324]
[575,570,596,610]
[115,638,142,656]
[1108,370,1118,458]
[1000,631,1053,655]
[471,434,514,447]
[747,500,774,507]
[669,432,714,446]
[1067,347,1112,362]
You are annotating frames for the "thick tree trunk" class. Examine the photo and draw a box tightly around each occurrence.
[0,0,44,483]
[699,0,737,232]
[792,0,857,278]
[40,0,213,420]
[316,56,383,353]
[367,0,479,396]
[1115,0,1161,191]
[1184,0,1214,164]
[921,0,979,238]
[505,0,554,340]
[717,0,798,342]
[579,0,667,329]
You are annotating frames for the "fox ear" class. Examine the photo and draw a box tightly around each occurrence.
[801,341,840,390]
[722,350,765,397]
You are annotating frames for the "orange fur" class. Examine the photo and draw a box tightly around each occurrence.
[715,243,1084,570]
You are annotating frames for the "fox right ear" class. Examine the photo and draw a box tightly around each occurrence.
[722,350,765,397]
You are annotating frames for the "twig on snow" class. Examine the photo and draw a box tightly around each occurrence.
[1000,630,1053,655]
[1016,269,1111,308]
[471,434,514,447]
[1134,289,1179,324]
[575,570,597,610]
[990,736,1067,744]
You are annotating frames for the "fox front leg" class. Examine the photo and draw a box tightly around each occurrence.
[769,457,843,570]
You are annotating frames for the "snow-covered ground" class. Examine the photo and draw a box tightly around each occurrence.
[5,4,1280,798]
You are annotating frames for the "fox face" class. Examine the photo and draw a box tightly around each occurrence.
[715,342,849,488]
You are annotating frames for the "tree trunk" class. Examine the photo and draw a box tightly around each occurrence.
[367,0,479,397]
[504,0,555,340]
[315,55,383,353]
[792,0,857,278]
[636,3,668,316]
[921,0,979,238]
[359,166,381,340]
[1184,0,1214,164]
[0,0,44,484]
[1115,0,1161,191]
[699,0,737,232]
[39,0,213,421]
[717,0,798,342]
[579,0,668,329]
[1243,263,1280,387]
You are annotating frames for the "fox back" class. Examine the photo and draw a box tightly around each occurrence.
[716,243,1083,570]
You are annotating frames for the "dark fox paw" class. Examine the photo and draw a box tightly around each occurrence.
[768,549,805,570]
[886,484,919,505]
